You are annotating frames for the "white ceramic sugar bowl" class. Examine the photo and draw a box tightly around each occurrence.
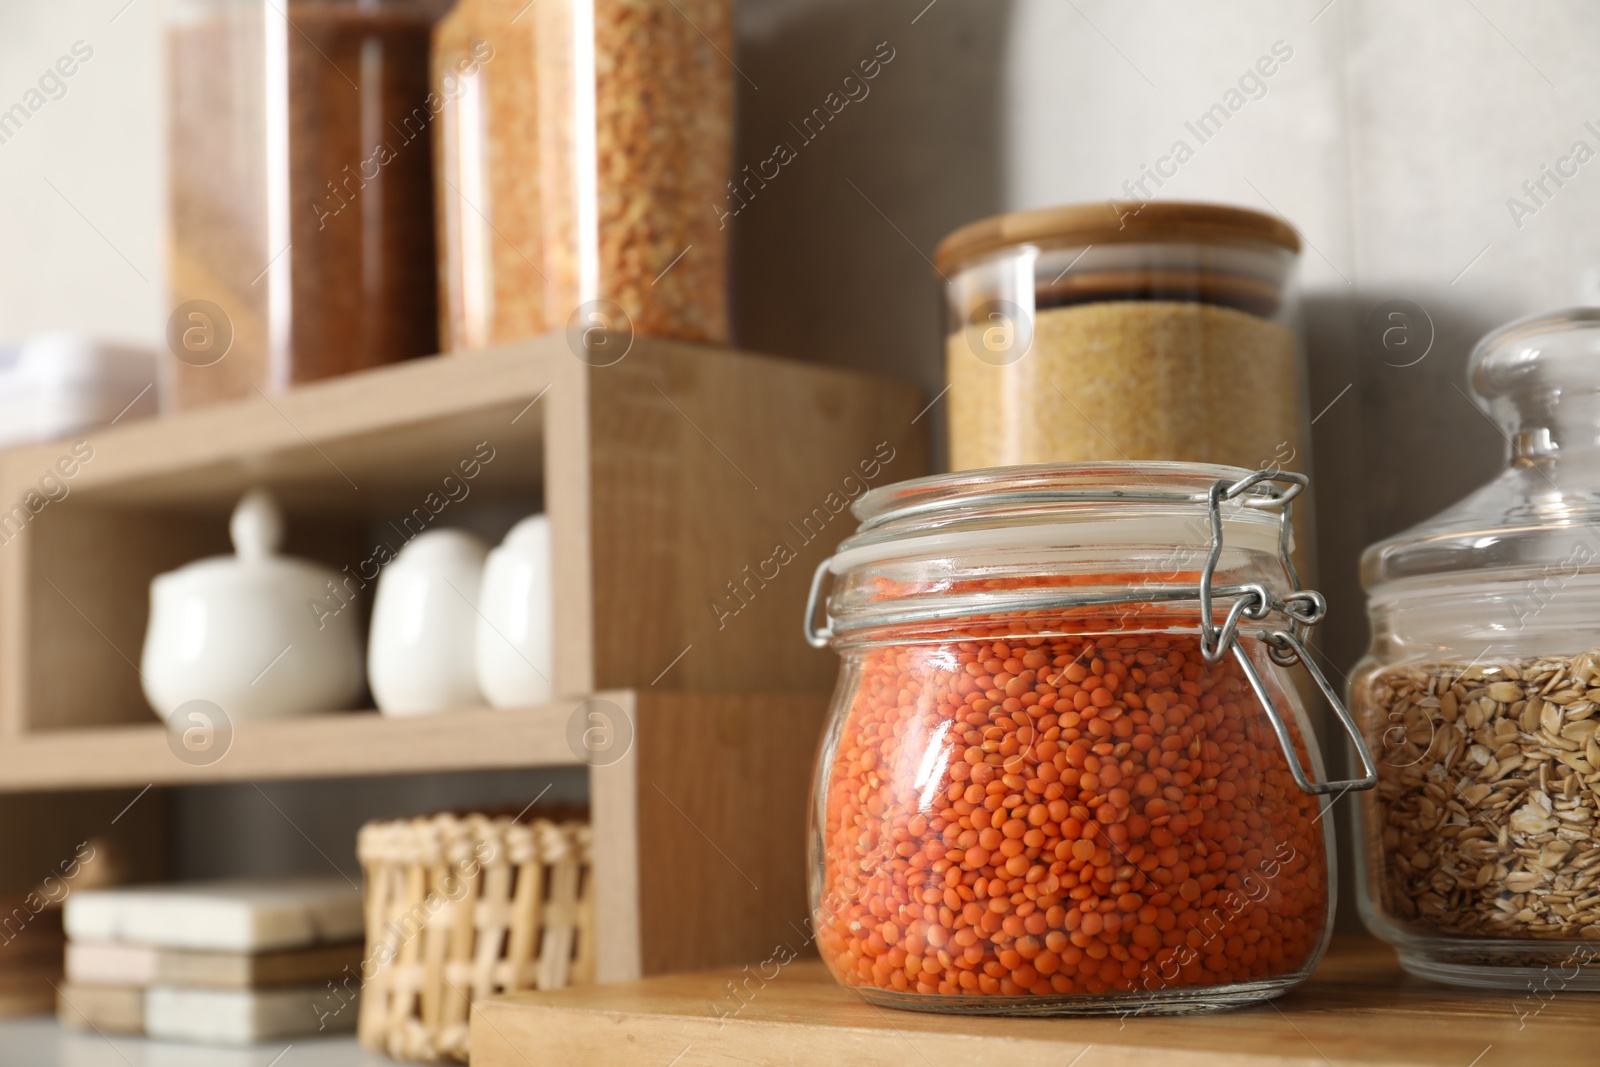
[140,490,365,722]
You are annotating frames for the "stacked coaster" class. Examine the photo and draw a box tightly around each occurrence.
[59,878,365,1044]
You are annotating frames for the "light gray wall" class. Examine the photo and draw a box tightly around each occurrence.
[0,0,162,344]
[729,0,1599,719]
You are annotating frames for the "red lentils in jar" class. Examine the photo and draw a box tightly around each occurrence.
[806,464,1374,1014]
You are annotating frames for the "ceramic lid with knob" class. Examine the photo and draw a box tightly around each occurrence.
[1362,308,1600,594]
[155,489,333,593]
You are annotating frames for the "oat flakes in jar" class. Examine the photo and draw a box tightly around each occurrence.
[803,463,1375,1014]
[1355,308,1600,989]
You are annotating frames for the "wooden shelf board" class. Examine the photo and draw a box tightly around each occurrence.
[473,937,1587,1067]
[7,339,554,514]
[0,697,603,792]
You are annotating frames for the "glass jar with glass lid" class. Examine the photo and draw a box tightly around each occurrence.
[1355,308,1600,989]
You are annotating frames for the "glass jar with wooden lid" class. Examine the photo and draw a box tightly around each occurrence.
[936,202,1306,482]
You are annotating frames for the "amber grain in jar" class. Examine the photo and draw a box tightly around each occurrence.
[432,0,542,352]
[805,464,1374,1014]
[432,0,732,352]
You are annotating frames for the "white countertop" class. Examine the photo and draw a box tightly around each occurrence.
[0,1017,394,1067]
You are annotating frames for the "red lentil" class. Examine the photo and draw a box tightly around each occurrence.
[816,618,1328,1002]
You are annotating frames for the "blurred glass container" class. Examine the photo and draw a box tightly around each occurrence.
[0,334,158,448]
[431,0,539,351]
[166,0,448,408]
[432,0,731,353]
[1354,308,1600,989]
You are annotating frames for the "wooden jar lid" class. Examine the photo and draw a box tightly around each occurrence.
[934,201,1301,273]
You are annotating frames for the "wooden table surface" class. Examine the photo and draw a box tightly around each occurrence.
[472,937,1598,1067]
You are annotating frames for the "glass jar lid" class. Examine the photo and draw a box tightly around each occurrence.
[1363,308,1600,595]
[832,460,1289,570]
[809,462,1309,653]
[803,461,1376,797]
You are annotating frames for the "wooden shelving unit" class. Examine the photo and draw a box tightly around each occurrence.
[0,335,926,986]
[0,335,925,737]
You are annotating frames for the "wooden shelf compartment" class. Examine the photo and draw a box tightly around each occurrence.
[0,335,925,740]
[474,937,1589,1067]
[0,690,830,986]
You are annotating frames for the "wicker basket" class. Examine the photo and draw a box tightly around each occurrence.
[355,813,594,1062]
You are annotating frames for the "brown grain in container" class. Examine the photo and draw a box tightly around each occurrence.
[167,0,447,408]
